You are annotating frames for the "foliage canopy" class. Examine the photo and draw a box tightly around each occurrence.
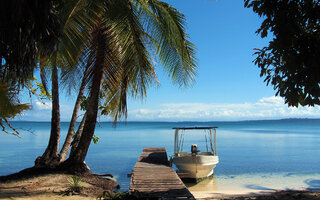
[0,0,60,86]
[245,0,320,107]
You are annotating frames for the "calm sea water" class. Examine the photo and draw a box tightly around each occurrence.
[1,119,320,192]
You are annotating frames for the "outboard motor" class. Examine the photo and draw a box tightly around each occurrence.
[191,144,199,155]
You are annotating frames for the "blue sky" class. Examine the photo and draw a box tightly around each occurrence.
[16,0,320,122]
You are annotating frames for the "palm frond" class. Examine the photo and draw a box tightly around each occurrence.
[105,0,158,99]
[101,73,129,124]
[39,57,50,95]
[137,0,198,87]
[0,81,30,118]
[51,0,105,96]
[58,0,104,70]
[60,47,92,95]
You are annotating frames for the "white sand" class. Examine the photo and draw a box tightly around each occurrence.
[186,173,320,199]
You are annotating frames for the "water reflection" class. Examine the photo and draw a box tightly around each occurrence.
[184,175,218,191]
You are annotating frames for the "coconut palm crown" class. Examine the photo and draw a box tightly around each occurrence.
[88,0,198,120]
[64,0,198,171]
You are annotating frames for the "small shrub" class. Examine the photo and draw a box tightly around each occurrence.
[62,176,83,196]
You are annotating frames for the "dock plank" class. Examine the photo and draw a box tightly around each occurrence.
[129,147,195,199]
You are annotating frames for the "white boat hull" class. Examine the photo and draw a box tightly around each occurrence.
[172,153,219,179]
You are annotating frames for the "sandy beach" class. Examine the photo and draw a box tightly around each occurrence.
[192,189,320,200]
[186,173,320,199]
[0,173,117,200]
[0,172,320,200]
[191,189,275,199]
[189,184,320,199]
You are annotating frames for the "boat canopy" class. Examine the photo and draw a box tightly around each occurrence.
[173,126,218,156]
[172,126,218,130]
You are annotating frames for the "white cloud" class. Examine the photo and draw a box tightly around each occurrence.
[257,96,284,106]
[16,101,76,122]
[35,101,52,110]
[14,96,320,122]
[127,96,320,121]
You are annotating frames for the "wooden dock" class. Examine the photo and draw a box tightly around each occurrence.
[129,147,195,199]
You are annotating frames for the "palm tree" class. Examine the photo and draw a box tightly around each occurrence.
[63,0,197,173]
[57,0,107,162]
[35,0,103,167]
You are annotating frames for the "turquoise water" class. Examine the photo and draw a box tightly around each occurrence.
[1,119,320,191]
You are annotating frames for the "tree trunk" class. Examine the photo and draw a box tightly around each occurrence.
[59,63,91,162]
[66,67,105,172]
[70,112,87,156]
[35,54,60,168]
[62,27,106,173]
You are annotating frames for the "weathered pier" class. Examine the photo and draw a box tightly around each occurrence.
[129,147,195,199]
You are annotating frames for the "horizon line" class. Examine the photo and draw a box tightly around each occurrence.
[10,117,320,123]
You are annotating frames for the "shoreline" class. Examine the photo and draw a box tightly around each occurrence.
[1,172,320,200]
[185,173,320,199]
[192,190,274,199]
[194,189,320,200]
[1,169,320,200]
[191,188,276,199]
[191,188,320,199]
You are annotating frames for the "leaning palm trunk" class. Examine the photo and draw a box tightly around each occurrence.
[59,62,91,162]
[70,112,87,156]
[63,26,108,172]
[66,67,105,172]
[35,54,61,168]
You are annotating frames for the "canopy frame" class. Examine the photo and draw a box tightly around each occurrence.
[173,127,218,156]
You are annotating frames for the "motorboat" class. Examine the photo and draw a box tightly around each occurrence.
[171,126,219,179]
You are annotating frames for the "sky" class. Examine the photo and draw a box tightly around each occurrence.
[15,0,320,122]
